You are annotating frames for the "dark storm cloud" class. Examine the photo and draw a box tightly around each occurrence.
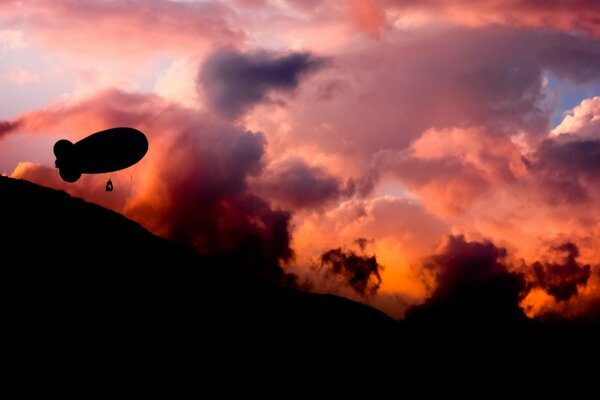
[354,238,370,252]
[459,29,600,135]
[527,243,592,302]
[526,136,600,204]
[135,121,294,283]
[254,157,353,210]
[319,246,383,296]
[406,235,528,325]
[405,236,599,325]
[536,139,600,177]
[200,48,325,118]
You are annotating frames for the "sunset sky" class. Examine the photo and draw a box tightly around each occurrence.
[1,0,599,320]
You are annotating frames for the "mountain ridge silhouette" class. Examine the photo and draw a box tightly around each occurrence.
[2,175,597,365]
[0,175,395,343]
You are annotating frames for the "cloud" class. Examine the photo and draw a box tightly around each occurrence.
[524,135,600,204]
[154,57,202,109]
[200,48,325,118]
[406,235,528,326]
[251,157,352,210]
[0,0,241,60]
[552,96,600,138]
[7,89,293,283]
[288,194,450,318]
[284,0,325,13]
[0,120,20,139]
[347,0,385,38]
[383,0,600,36]
[399,235,599,325]
[4,0,600,324]
[5,68,41,84]
[527,243,592,302]
[274,27,600,178]
[402,236,598,323]
[0,29,26,49]
[319,244,383,295]
[381,127,526,215]
[536,138,600,179]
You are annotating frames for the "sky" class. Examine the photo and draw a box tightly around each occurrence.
[1,0,600,321]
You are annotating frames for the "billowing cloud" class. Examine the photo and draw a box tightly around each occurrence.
[406,235,528,325]
[290,195,449,317]
[9,89,293,283]
[252,157,352,210]
[403,235,599,325]
[385,127,527,215]
[522,133,600,205]
[552,96,600,138]
[0,0,241,60]
[200,49,325,118]
[527,243,592,302]
[3,0,600,325]
[268,27,600,176]
[536,138,600,179]
[319,244,383,296]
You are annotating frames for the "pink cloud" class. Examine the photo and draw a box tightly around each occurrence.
[3,0,600,322]
[4,68,41,84]
[264,27,600,173]
[0,120,20,142]
[1,0,242,61]
[0,29,26,49]
[347,0,385,38]
[383,0,600,36]
[383,127,527,216]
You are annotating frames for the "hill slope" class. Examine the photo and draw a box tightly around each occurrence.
[3,176,598,367]
[0,176,395,347]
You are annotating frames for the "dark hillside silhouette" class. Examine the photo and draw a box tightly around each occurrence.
[0,176,395,350]
[1,176,597,364]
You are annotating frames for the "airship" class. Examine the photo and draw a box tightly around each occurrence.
[54,127,148,183]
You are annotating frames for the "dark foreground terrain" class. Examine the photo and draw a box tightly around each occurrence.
[0,177,395,349]
[1,176,598,367]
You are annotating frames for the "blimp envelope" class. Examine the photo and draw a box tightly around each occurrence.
[54,127,148,183]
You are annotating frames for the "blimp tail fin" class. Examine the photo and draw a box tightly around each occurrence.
[54,139,74,158]
[59,167,81,183]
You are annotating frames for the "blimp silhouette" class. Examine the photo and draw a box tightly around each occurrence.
[54,127,148,183]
